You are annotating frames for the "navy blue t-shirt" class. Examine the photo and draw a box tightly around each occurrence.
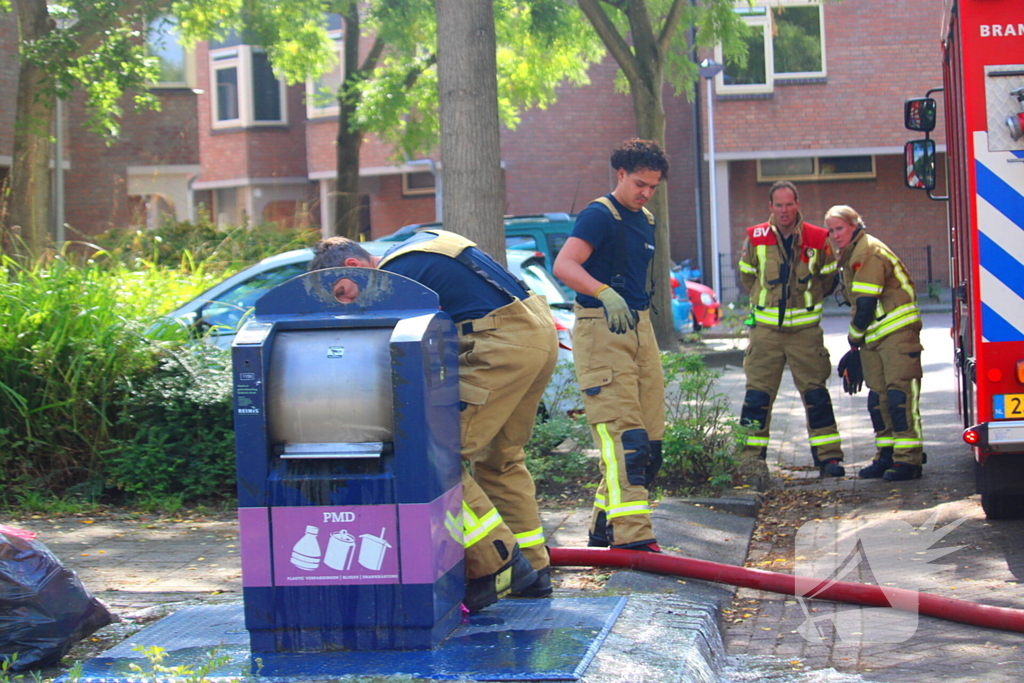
[380,237,528,323]
[571,195,656,310]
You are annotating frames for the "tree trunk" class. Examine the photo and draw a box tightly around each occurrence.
[332,4,365,240]
[434,0,505,264]
[631,82,678,352]
[8,0,54,258]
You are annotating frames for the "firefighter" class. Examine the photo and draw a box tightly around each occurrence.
[825,205,925,481]
[737,181,845,476]
[553,138,668,552]
[308,232,558,610]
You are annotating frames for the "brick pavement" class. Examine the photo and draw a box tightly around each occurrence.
[720,313,1024,682]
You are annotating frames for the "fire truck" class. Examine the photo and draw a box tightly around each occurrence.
[904,0,1024,518]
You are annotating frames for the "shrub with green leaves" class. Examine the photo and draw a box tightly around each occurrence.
[659,352,746,494]
[106,343,235,500]
[91,217,319,275]
[524,413,596,495]
[0,252,211,495]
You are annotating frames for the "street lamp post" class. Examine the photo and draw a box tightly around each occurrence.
[698,58,725,301]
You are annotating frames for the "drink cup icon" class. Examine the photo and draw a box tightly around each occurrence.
[324,529,356,571]
[358,528,392,571]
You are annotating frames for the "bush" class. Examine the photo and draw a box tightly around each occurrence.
[658,352,746,494]
[106,344,236,500]
[0,253,210,496]
[524,413,597,497]
[91,217,320,275]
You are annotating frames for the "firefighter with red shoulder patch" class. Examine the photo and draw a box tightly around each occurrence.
[737,181,845,477]
[825,205,925,481]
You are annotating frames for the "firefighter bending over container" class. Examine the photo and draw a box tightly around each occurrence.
[553,138,668,552]
[825,205,925,481]
[737,181,845,477]
[308,231,558,610]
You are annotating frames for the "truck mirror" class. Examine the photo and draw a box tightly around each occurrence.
[904,98,937,132]
[905,140,937,191]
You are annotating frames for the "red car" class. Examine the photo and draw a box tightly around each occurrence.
[669,275,721,331]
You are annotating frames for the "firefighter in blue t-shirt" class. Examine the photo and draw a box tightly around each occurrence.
[553,138,669,552]
[309,231,557,612]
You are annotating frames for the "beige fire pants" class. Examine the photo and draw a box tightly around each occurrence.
[740,324,844,465]
[458,294,558,578]
[861,324,924,466]
[573,307,665,547]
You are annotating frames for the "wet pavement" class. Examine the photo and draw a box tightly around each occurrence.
[6,311,1024,682]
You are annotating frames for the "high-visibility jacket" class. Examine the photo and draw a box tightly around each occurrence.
[738,216,837,330]
[837,229,921,347]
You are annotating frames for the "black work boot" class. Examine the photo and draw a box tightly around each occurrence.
[819,459,846,478]
[514,566,553,598]
[858,448,894,479]
[883,462,923,481]
[588,510,610,548]
[464,545,538,613]
[611,539,662,552]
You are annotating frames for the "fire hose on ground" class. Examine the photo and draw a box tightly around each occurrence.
[548,547,1024,634]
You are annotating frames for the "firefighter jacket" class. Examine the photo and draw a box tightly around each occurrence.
[738,215,837,330]
[380,229,480,266]
[837,229,921,347]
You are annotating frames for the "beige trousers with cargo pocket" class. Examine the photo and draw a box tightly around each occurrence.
[573,307,665,547]
[458,294,558,578]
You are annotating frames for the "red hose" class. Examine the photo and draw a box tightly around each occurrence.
[549,547,1024,634]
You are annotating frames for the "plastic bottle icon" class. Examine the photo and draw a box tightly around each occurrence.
[290,525,322,571]
[358,527,392,571]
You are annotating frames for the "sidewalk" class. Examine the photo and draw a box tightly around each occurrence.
[719,312,1024,682]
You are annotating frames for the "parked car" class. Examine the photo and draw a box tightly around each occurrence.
[159,243,581,415]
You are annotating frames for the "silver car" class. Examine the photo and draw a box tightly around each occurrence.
[160,243,580,416]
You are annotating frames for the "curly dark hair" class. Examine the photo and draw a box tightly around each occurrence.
[308,237,373,271]
[610,138,670,179]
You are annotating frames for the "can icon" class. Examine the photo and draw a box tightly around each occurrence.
[324,529,356,571]
[358,528,392,571]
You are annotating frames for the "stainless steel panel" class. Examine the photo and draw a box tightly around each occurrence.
[268,329,393,448]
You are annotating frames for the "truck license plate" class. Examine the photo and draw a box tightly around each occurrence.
[993,394,1024,419]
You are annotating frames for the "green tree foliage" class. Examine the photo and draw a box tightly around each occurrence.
[4,0,337,256]
[357,0,603,158]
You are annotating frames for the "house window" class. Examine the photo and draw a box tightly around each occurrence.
[210,45,287,128]
[717,1,825,95]
[757,155,875,182]
[403,171,436,196]
[147,17,195,87]
[306,29,345,118]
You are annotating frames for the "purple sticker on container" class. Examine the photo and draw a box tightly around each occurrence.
[270,505,399,585]
[238,507,272,587]
[399,485,463,584]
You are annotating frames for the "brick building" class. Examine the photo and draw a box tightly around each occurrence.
[0,0,950,303]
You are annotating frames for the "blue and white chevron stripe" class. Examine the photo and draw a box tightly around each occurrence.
[975,131,1024,342]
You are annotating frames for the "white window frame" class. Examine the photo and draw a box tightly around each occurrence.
[757,155,876,183]
[210,45,288,129]
[306,30,345,119]
[147,17,196,88]
[715,0,826,96]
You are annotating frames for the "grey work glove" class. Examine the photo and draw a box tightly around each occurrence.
[596,285,636,334]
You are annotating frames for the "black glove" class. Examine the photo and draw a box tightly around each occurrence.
[837,349,863,395]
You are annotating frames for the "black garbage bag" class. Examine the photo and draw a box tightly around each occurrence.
[0,524,113,671]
